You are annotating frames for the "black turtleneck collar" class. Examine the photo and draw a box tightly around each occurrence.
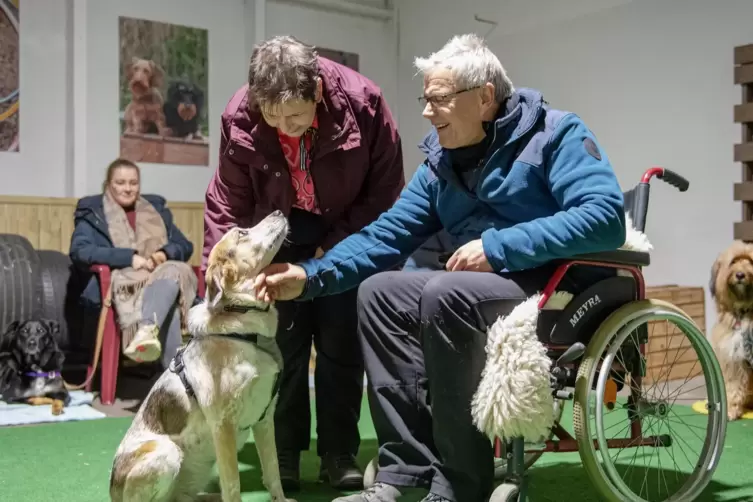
[446,95,519,192]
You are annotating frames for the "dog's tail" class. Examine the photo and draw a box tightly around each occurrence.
[64,284,112,391]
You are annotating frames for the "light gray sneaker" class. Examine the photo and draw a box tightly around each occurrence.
[332,482,403,502]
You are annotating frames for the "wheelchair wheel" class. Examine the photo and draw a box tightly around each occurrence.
[573,299,727,502]
[493,398,565,478]
[489,483,519,502]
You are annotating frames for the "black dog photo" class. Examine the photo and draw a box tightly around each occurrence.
[164,79,206,140]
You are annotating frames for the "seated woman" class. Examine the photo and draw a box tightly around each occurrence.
[69,158,196,368]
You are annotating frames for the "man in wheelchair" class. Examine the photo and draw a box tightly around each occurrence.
[255,33,627,502]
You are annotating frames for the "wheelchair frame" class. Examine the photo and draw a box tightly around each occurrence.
[492,166,727,502]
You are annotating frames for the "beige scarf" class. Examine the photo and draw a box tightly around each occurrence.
[103,191,197,350]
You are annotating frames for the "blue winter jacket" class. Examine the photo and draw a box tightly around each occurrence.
[297,88,626,300]
[69,194,194,307]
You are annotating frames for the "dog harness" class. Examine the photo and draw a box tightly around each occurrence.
[168,304,282,422]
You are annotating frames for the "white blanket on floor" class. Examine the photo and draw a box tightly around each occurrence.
[0,391,106,426]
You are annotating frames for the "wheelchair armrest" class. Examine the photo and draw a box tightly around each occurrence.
[569,249,650,267]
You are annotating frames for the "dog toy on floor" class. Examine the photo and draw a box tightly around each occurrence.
[471,212,653,442]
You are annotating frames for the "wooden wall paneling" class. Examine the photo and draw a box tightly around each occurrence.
[733,43,753,240]
[0,196,206,266]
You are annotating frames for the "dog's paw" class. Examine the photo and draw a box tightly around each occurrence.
[52,399,64,416]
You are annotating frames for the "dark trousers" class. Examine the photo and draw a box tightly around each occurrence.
[273,289,364,456]
[272,208,364,457]
[358,266,610,502]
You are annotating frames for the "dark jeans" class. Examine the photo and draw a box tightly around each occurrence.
[358,266,611,502]
[272,208,364,457]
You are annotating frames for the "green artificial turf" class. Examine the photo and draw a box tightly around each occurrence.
[0,398,751,502]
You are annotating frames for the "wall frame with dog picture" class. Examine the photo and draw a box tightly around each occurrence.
[0,0,20,153]
[118,15,209,166]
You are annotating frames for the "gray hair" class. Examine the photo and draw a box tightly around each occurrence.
[414,34,514,103]
[247,35,319,109]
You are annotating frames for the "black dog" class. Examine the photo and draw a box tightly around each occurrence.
[163,79,205,140]
[0,319,70,415]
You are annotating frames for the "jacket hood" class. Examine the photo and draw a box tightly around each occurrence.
[418,87,546,166]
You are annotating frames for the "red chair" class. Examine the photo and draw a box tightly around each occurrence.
[85,264,205,405]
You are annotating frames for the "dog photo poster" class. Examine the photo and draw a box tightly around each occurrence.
[0,0,20,153]
[118,16,209,166]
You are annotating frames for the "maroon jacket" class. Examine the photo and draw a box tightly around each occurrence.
[202,58,405,271]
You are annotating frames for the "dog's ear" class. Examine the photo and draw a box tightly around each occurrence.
[150,61,165,89]
[205,265,224,310]
[3,321,19,338]
[194,84,205,108]
[40,319,60,337]
[126,57,138,80]
[709,256,720,300]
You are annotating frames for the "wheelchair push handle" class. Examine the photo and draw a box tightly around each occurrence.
[640,167,689,192]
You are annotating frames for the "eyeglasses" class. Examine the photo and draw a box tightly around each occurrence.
[418,86,481,108]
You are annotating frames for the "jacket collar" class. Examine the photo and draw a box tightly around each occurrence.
[239,58,361,162]
[418,88,545,175]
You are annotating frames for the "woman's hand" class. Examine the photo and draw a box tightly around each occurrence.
[253,263,307,302]
[151,251,168,266]
[146,251,167,270]
[132,254,150,270]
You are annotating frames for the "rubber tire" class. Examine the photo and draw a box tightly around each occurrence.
[0,234,43,336]
[36,250,75,350]
[572,298,727,502]
[489,483,520,502]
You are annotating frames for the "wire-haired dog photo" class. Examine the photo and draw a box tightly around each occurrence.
[0,319,70,415]
[709,240,753,420]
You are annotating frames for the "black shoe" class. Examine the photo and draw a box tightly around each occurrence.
[278,450,300,492]
[319,452,364,490]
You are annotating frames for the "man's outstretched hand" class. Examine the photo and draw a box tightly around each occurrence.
[254,263,307,302]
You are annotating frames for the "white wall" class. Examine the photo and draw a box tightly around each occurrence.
[397,0,753,333]
[0,0,396,202]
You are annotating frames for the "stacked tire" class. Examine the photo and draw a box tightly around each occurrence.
[0,234,80,353]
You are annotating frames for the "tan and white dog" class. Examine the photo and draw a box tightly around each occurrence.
[109,210,295,502]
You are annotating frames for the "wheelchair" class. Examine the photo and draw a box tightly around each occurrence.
[363,167,728,502]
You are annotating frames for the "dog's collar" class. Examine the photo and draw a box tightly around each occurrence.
[24,371,60,379]
[222,303,270,313]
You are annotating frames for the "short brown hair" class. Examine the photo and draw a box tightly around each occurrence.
[247,35,319,110]
[102,158,140,192]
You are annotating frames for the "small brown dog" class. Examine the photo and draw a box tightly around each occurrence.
[709,240,753,420]
[123,57,168,136]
